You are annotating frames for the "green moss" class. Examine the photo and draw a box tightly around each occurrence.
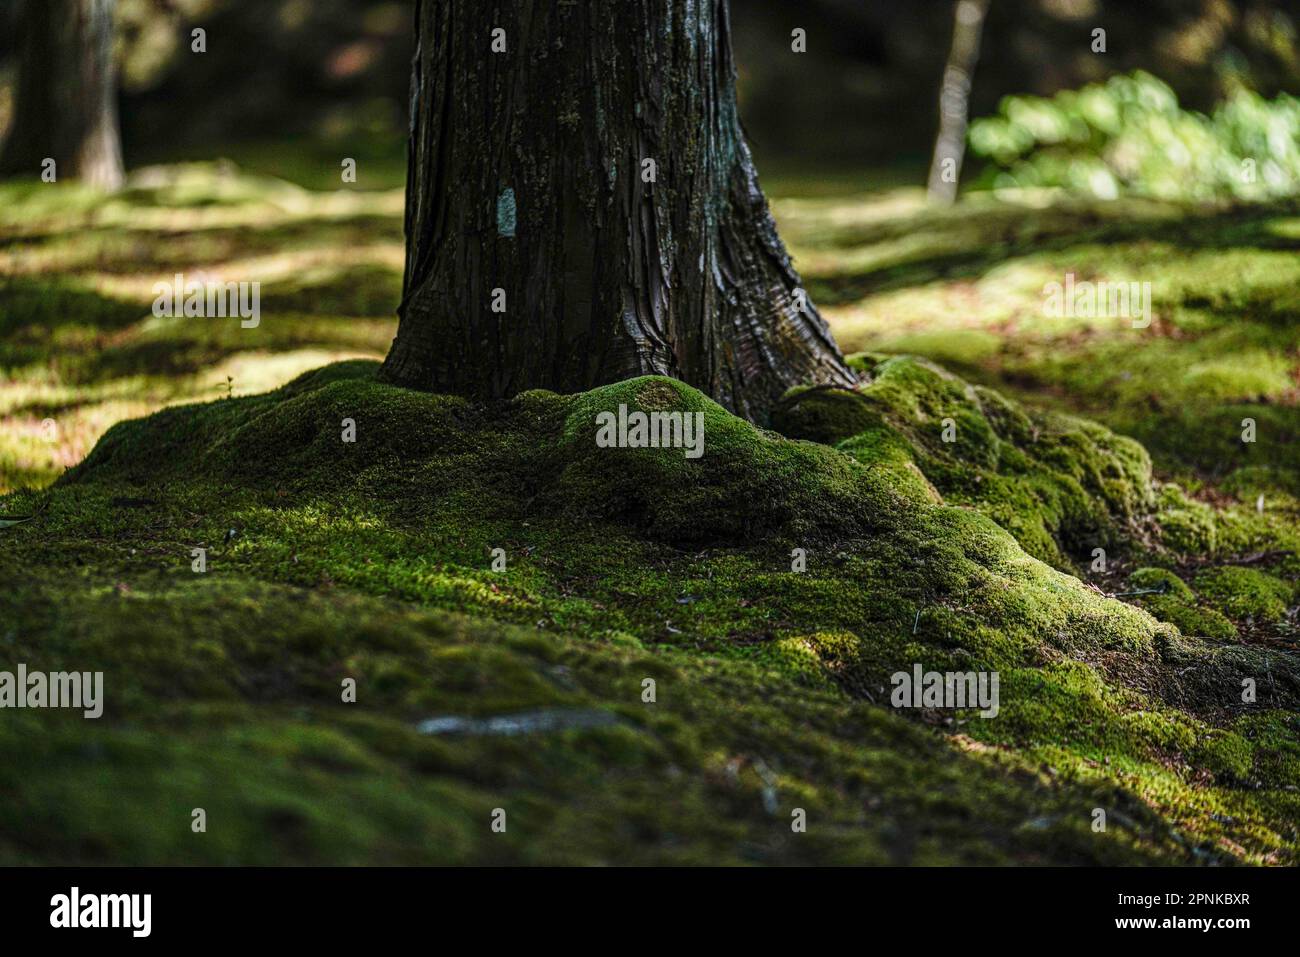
[6,164,1300,864]
[1128,567,1193,601]
[1126,567,1238,640]
[771,385,879,445]
[777,355,1153,570]
[1154,485,1220,556]
[554,376,904,546]
[798,192,1300,497]
[1191,730,1255,783]
[836,424,941,504]
[0,573,1195,866]
[1234,712,1300,789]
[3,359,1298,863]
[1194,566,1296,623]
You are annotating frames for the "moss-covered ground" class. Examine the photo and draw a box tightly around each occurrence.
[1,163,1297,865]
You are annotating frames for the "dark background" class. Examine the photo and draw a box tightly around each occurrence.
[3,0,1297,175]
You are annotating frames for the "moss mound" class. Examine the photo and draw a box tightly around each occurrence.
[1126,567,1238,641]
[69,360,1175,679]
[4,358,1298,865]
[1194,566,1296,624]
[774,354,1153,569]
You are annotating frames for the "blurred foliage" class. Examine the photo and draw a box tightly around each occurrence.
[115,0,220,91]
[732,0,1300,165]
[970,71,1300,200]
[113,0,411,156]
[2,0,1297,170]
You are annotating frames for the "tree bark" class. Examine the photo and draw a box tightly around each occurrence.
[927,0,989,204]
[380,0,854,424]
[1,0,125,191]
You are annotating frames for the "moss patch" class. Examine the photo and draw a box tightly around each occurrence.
[3,358,1298,864]
[1126,567,1238,641]
[1194,567,1296,623]
[776,355,1152,570]
[4,163,1300,865]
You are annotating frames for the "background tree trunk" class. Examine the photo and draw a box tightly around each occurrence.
[380,0,854,424]
[1,0,125,191]
[927,0,989,204]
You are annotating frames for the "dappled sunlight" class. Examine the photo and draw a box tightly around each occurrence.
[1,347,380,491]
[780,189,1300,484]
[92,245,403,303]
[0,163,404,491]
[2,0,1298,880]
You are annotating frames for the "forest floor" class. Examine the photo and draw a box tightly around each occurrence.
[0,159,1297,864]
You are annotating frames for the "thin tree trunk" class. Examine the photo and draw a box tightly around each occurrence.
[1,0,125,191]
[380,0,854,424]
[927,0,989,204]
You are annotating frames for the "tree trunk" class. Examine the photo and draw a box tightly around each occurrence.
[927,0,989,204]
[1,0,125,191]
[380,0,854,424]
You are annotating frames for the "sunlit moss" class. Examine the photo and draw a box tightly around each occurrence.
[2,161,1298,865]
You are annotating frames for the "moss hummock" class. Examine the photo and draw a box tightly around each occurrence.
[2,357,1298,865]
[1126,567,1238,642]
[1195,566,1296,624]
[774,354,1153,569]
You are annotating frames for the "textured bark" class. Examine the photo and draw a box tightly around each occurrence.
[1,0,124,191]
[926,0,989,204]
[381,0,854,424]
